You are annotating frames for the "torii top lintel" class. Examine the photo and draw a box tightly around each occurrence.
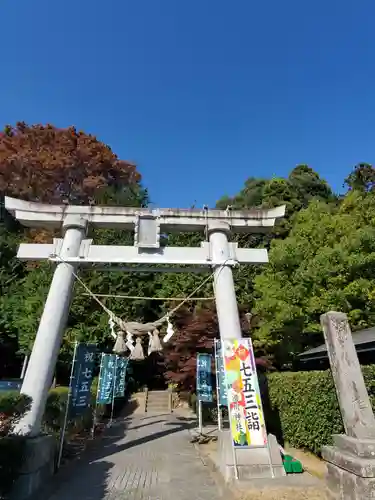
[4,197,286,234]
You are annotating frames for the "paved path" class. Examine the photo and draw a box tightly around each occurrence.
[45,413,228,500]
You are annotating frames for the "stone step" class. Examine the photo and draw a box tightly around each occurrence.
[145,390,172,413]
[147,404,169,410]
[146,408,169,412]
[147,398,169,403]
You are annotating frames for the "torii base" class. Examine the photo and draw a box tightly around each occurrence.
[11,435,56,500]
[218,430,286,481]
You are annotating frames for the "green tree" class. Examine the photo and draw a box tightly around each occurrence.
[252,189,375,365]
[3,187,152,382]
[344,163,375,192]
[0,123,148,379]
[216,165,334,312]
[0,209,27,377]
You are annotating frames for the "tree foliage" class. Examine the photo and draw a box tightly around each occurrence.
[0,209,27,378]
[1,121,374,387]
[252,188,375,364]
[0,122,142,204]
[344,163,375,193]
[163,305,254,390]
[217,165,335,314]
[0,123,148,378]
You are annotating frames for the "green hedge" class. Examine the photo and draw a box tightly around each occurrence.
[267,366,375,455]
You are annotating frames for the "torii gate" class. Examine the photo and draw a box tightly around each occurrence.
[5,196,285,436]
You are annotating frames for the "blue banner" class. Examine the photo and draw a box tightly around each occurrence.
[0,380,22,392]
[97,354,116,405]
[115,357,129,397]
[215,341,228,406]
[196,353,213,402]
[70,343,97,417]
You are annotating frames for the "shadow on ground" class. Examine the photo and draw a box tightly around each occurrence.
[35,405,196,500]
[39,461,114,500]
[97,415,195,458]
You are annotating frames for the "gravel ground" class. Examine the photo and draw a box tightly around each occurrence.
[236,487,327,500]
[191,431,328,500]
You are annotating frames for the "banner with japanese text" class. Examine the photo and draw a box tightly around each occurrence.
[70,343,97,417]
[214,340,228,406]
[114,357,129,397]
[96,354,116,405]
[223,338,267,447]
[196,353,213,402]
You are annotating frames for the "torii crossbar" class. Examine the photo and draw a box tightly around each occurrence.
[5,196,285,436]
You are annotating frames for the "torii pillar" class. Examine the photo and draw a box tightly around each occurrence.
[208,221,243,339]
[5,197,285,440]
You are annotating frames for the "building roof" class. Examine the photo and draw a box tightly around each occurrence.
[299,326,375,361]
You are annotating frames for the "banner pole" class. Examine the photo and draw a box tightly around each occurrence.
[266,440,275,479]
[198,399,203,435]
[109,355,118,427]
[214,340,222,431]
[247,337,275,479]
[232,442,239,480]
[57,341,78,469]
[20,354,28,379]
[91,352,103,439]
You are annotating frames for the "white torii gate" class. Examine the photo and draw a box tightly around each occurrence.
[5,196,285,436]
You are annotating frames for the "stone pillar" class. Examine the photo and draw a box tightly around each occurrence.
[208,221,242,340]
[209,222,285,480]
[320,312,375,499]
[16,215,87,437]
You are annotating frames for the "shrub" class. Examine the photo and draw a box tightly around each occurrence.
[0,392,31,435]
[43,385,104,437]
[267,366,375,455]
[0,392,31,498]
[0,380,123,497]
[188,392,228,425]
[43,388,69,434]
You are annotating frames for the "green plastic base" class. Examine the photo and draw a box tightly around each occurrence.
[282,455,303,474]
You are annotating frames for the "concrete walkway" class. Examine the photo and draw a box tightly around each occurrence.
[44,413,228,500]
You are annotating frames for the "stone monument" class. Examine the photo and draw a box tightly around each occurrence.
[321,312,375,499]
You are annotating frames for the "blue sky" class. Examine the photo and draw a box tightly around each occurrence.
[2,1,375,207]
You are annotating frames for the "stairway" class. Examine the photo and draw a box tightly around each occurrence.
[144,389,172,414]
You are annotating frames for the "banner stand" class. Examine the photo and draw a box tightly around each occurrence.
[20,355,28,379]
[217,407,222,432]
[91,353,104,439]
[196,353,213,437]
[222,338,275,481]
[266,440,275,478]
[57,341,78,469]
[198,399,203,435]
[214,340,223,431]
[95,353,128,431]
[109,355,118,427]
[232,444,239,480]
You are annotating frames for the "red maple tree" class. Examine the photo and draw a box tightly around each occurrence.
[162,305,269,390]
[0,122,141,205]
